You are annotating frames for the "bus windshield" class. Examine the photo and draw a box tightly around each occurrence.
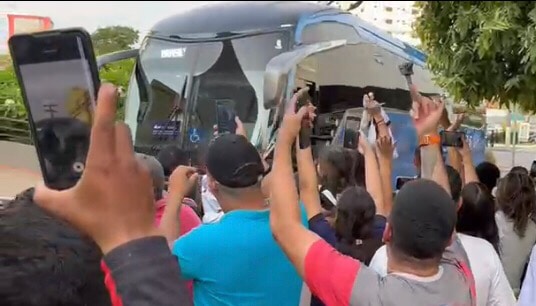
[124,32,289,153]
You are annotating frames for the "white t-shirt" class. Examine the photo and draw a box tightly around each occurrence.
[200,175,224,224]
[518,245,536,306]
[369,233,516,306]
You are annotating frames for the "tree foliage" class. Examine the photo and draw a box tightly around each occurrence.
[415,1,536,110]
[91,26,139,55]
[1,26,137,141]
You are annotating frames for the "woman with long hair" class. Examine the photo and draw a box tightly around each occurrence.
[456,182,500,253]
[495,172,536,293]
[334,186,382,264]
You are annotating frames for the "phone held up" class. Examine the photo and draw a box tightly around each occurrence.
[216,100,237,135]
[440,130,464,148]
[295,87,313,149]
[343,116,360,150]
[9,28,100,190]
[396,176,415,190]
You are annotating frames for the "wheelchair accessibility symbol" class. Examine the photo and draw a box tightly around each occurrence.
[189,128,201,144]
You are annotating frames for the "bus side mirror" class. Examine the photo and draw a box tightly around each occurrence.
[263,40,347,109]
[96,49,139,69]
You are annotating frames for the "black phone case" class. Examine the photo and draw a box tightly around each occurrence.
[9,28,101,190]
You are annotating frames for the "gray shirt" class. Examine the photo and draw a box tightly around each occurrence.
[304,238,475,306]
[495,210,536,292]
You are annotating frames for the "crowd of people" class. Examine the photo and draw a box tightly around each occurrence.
[2,82,536,306]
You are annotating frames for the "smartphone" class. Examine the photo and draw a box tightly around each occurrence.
[9,28,100,190]
[294,87,312,149]
[216,100,237,134]
[399,61,414,85]
[396,176,415,190]
[343,116,360,149]
[440,130,464,148]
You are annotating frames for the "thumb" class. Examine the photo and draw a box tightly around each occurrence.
[33,183,73,222]
[188,173,199,186]
[296,106,308,120]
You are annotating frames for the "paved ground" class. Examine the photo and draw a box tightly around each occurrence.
[0,141,41,198]
[490,147,536,175]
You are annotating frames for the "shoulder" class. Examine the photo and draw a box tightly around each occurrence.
[173,223,218,251]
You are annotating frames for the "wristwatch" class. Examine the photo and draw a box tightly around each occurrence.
[419,134,441,147]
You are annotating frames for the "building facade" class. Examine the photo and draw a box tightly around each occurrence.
[0,13,53,54]
[350,1,420,46]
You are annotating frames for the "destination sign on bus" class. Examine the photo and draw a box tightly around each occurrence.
[161,48,186,58]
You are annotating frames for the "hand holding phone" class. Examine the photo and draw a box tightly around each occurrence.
[216,100,237,134]
[440,130,464,148]
[343,116,361,149]
[9,28,100,190]
[399,62,414,85]
[293,87,313,149]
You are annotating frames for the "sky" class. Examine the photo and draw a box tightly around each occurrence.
[4,1,221,35]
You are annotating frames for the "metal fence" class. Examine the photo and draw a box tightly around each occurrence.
[0,116,32,145]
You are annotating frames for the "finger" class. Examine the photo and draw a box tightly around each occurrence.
[33,183,74,223]
[296,106,309,120]
[189,173,199,184]
[234,116,243,127]
[411,101,420,119]
[287,87,309,114]
[87,84,118,164]
[409,84,422,104]
[114,123,134,157]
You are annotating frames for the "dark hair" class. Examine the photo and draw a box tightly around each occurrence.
[496,172,536,237]
[530,161,536,179]
[318,146,355,195]
[457,182,500,253]
[0,189,111,306]
[350,150,366,187]
[335,186,382,264]
[476,162,500,192]
[446,165,462,202]
[510,166,529,176]
[390,179,456,263]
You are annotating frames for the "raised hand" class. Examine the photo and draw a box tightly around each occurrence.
[447,113,465,132]
[278,87,311,144]
[168,166,199,199]
[410,86,445,137]
[33,84,158,254]
[376,135,395,159]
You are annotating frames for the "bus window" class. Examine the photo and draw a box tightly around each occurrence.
[301,22,360,44]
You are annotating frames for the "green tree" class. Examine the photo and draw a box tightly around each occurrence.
[91,26,139,55]
[415,1,536,110]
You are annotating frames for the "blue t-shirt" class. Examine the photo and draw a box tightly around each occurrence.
[172,207,308,306]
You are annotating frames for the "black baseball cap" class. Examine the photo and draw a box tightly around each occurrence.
[206,134,264,188]
[390,179,456,260]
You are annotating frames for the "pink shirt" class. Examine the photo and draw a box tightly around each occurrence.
[155,198,201,236]
[155,197,201,300]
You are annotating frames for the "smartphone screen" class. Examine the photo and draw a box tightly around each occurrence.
[440,130,464,148]
[343,116,360,149]
[216,99,237,134]
[396,176,415,190]
[9,29,99,190]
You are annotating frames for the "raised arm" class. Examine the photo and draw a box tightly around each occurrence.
[443,113,464,177]
[270,91,362,306]
[160,166,198,246]
[458,137,479,184]
[296,105,322,220]
[411,88,450,195]
[375,136,394,215]
[356,134,385,216]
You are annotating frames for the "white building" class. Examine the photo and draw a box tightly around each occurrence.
[350,1,420,46]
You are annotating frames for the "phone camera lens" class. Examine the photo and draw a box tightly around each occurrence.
[72,162,85,173]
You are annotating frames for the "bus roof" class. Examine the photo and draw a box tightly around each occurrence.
[150,1,340,37]
[150,1,426,65]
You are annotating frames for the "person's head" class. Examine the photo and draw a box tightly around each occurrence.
[457,182,500,253]
[335,186,376,243]
[0,189,111,306]
[413,147,421,175]
[156,145,189,176]
[384,179,456,273]
[530,161,536,179]
[446,165,462,202]
[317,146,355,195]
[496,172,536,237]
[476,161,500,192]
[135,153,165,201]
[510,166,529,176]
[206,134,266,211]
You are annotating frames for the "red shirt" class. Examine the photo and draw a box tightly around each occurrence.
[154,197,201,300]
